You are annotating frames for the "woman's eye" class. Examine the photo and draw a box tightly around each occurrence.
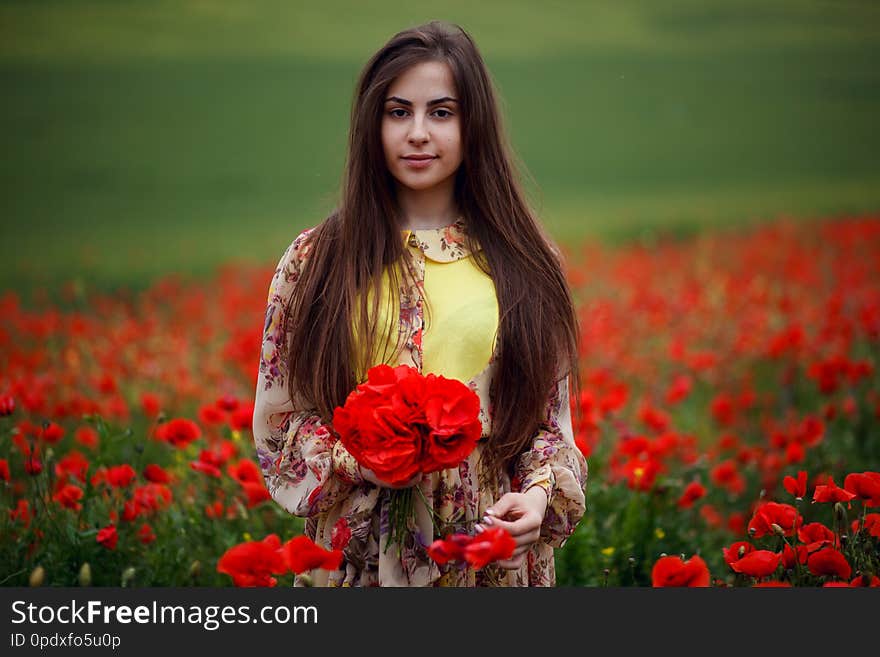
[389,108,408,118]
[433,109,452,118]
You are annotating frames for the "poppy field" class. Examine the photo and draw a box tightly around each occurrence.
[1,213,879,587]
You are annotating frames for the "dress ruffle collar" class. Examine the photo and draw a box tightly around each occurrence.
[401,217,475,263]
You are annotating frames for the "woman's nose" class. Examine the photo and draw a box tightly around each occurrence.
[407,116,429,144]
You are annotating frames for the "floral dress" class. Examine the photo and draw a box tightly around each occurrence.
[252,218,588,586]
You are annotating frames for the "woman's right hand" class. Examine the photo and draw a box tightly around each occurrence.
[359,467,421,489]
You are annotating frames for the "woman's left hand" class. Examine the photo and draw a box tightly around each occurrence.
[475,486,548,570]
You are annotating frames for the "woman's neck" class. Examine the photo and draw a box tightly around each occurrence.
[396,182,459,231]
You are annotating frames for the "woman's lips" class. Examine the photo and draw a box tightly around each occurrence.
[402,156,437,169]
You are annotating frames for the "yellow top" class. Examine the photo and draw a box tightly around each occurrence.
[359,219,499,384]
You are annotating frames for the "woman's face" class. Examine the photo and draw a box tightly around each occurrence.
[381,60,463,195]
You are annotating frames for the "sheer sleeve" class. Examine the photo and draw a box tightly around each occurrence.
[512,373,588,548]
[252,229,364,518]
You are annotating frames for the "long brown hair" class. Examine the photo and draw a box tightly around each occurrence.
[283,20,580,477]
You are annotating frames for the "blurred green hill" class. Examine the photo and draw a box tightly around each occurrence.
[2,1,879,290]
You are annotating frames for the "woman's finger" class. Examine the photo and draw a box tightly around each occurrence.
[512,544,530,558]
[495,553,526,570]
[483,513,540,540]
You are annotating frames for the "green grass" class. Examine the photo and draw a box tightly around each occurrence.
[2,1,879,291]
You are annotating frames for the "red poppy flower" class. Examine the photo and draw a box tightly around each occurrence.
[463,527,517,569]
[215,394,239,412]
[280,535,343,574]
[217,534,287,587]
[844,472,880,506]
[807,547,851,580]
[334,397,422,487]
[638,402,670,434]
[53,484,84,512]
[229,402,255,432]
[651,554,710,587]
[9,499,31,528]
[727,512,746,536]
[96,524,119,550]
[140,392,161,418]
[427,534,473,566]
[812,477,856,504]
[0,458,8,482]
[157,418,202,448]
[421,375,482,473]
[55,451,89,483]
[797,522,834,547]
[599,382,629,414]
[122,499,141,522]
[74,426,99,450]
[138,523,156,545]
[241,482,271,508]
[664,374,692,405]
[0,393,14,416]
[709,393,736,426]
[700,504,723,529]
[729,550,781,579]
[227,459,262,485]
[793,415,824,447]
[107,464,136,488]
[850,575,880,587]
[748,502,802,538]
[24,456,42,476]
[711,460,745,496]
[190,458,222,478]
[783,470,807,499]
[198,404,227,426]
[621,457,662,492]
[722,541,754,566]
[133,483,172,512]
[785,442,805,464]
[677,481,706,509]
[40,422,65,444]
[852,513,880,538]
[143,464,170,484]
[780,543,808,569]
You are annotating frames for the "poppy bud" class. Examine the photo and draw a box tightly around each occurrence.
[834,502,848,528]
[29,566,45,587]
[297,573,314,587]
[0,393,14,416]
[771,523,785,537]
[738,545,746,558]
[78,562,92,587]
[121,567,136,587]
[189,560,201,579]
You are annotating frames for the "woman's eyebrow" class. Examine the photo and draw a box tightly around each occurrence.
[385,96,458,107]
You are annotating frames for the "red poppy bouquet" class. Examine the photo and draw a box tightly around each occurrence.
[332,364,482,548]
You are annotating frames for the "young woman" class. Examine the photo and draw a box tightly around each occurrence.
[253,21,587,587]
